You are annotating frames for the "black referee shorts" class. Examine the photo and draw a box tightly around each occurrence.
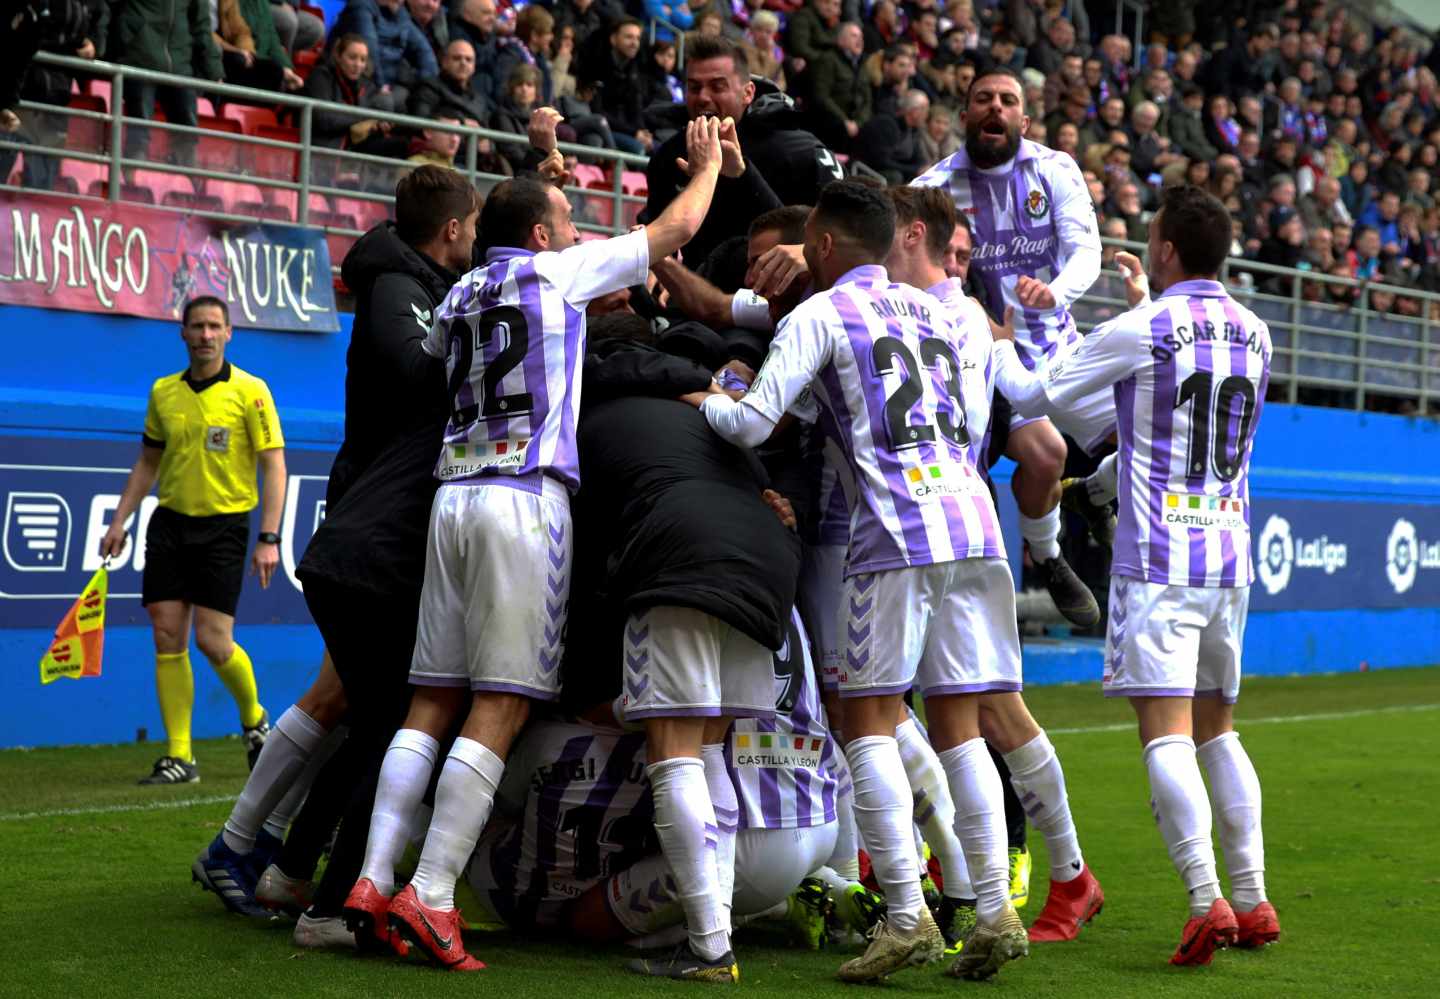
[141,507,250,616]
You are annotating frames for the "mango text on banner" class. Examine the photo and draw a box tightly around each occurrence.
[39,567,108,685]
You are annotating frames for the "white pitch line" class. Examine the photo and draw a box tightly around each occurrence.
[0,793,237,823]
[1047,701,1440,736]
[3,703,1438,822]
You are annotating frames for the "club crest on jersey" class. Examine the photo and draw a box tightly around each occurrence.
[1023,189,1049,219]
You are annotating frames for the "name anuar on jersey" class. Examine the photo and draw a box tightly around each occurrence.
[1149,318,1270,363]
[868,297,933,324]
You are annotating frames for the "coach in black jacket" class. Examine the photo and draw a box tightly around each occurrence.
[328,166,478,506]
[640,35,844,272]
[561,328,801,713]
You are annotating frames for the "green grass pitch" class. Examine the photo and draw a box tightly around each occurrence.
[3,667,1438,998]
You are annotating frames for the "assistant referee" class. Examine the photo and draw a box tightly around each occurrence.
[101,296,288,786]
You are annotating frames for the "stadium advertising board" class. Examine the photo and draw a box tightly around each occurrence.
[0,193,339,332]
[0,435,332,629]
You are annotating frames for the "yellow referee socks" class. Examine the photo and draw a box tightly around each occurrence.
[155,651,195,762]
[212,643,265,730]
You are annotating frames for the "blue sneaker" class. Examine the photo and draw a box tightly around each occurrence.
[192,833,269,918]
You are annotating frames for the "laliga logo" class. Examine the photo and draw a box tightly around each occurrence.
[1387,518,1418,595]
[1256,515,1293,595]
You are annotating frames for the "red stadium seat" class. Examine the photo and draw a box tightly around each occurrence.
[87,180,157,205]
[81,78,111,108]
[196,97,216,118]
[162,190,225,213]
[571,162,605,189]
[131,168,196,204]
[65,94,108,153]
[234,200,293,222]
[293,49,321,79]
[267,187,299,221]
[621,170,648,196]
[582,179,616,229]
[252,124,300,181]
[222,104,280,135]
[60,158,107,196]
[195,115,245,173]
[308,193,334,217]
[334,196,390,231]
[205,180,269,214]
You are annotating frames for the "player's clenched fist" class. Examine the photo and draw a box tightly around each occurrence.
[1014,275,1057,310]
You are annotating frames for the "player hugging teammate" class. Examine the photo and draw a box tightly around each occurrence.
[188,52,1278,981]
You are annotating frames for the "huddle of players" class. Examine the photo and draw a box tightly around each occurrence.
[197,65,1281,982]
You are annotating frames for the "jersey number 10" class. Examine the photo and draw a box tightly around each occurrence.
[1173,371,1257,483]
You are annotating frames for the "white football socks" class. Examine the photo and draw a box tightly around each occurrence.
[937,738,1010,923]
[845,736,924,931]
[1003,731,1084,883]
[647,756,729,961]
[702,743,740,930]
[1085,453,1119,506]
[262,724,346,842]
[410,737,504,911]
[1020,507,1062,562]
[357,728,439,896]
[1144,735,1221,917]
[1198,731,1268,912]
[896,716,974,898]
[827,754,861,881]
[222,706,328,853]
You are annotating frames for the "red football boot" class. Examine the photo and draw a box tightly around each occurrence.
[1235,902,1281,948]
[1028,866,1105,942]
[1170,898,1239,966]
[343,878,409,957]
[387,884,486,971]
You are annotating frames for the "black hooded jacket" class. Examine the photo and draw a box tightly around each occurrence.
[640,90,846,269]
[330,222,459,507]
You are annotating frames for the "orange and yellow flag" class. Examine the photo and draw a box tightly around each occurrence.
[39,567,108,685]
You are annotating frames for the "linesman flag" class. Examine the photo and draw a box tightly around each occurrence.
[39,566,108,684]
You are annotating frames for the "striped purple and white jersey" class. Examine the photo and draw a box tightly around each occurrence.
[471,719,653,926]
[994,279,1271,587]
[424,231,650,492]
[726,608,840,830]
[912,140,1102,371]
[738,265,1004,575]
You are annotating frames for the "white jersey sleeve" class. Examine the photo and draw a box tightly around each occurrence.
[993,313,1144,417]
[535,229,651,309]
[741,309,837,424]
[1044,154,1103,309]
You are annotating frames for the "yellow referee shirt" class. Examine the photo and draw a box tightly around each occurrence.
[142,362,285,517]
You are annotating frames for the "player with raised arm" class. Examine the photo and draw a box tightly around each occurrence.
[341,117,726,972]
[885,185,1104,948]
[912,66,1106,628]
[989,185,1277,966]
[697,181,1027,983]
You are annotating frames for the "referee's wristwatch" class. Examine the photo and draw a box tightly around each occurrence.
[257,531,280,545]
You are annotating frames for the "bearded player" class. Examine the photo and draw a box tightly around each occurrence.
[912,67,1108,629]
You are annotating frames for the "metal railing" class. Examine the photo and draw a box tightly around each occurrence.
[646,15,688,65]
[0,51,651,267]
[1112,0,1146,69]
[1080,239,1440,415]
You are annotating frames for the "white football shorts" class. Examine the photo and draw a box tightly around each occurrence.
[1103,575,1248,703]
[618,605,774,720]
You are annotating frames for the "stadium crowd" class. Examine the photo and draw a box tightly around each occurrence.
[4,0,1440,314]
[0,0,1426,985]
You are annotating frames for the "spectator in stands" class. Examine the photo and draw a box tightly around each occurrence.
[1084,95,1125,148]
[493,4,556,104]
[921,103,959,163]
[407,111,462,167]
[1106,179,1145,241]
[1341,157,1374,219]
[1042,53,1085,116]
[739,11,785,91]
[1300,174,1352,231]
[809,21,869,147]
[1405,167,1435,212]
[906,8,938,62]
[988,32,1024,75]
[447,0,499,100]
[331,0,437,105]
[553,0,615,50]
[785,0,841,73]
[1128,100,1181,181]
[1051,119,1080,161]
[408,0,450,57]
[270,1,325,56]
[1168,82,1217,163]
[490,63,542,170]
[1045,83,1091,149]
[304,34,408,170]
[862,0,899,55]
[550,23,577,99]
[10,0,106,190]
[1096,33,1132,93]
[646,40,685,105]
[409,38,491,122]
[1027,17,1075,78]
[1257,206,1306,285]
[110,0,223,166]
[1360,189,1404,257]
[584,17,650,153]
[1348,225,1383,280]
[871,42,915,119]
[214,0,305,94]
[1209,20,1279,99]
[640,33,843,268]
[854,88,928,182]
[645,0,694,44]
